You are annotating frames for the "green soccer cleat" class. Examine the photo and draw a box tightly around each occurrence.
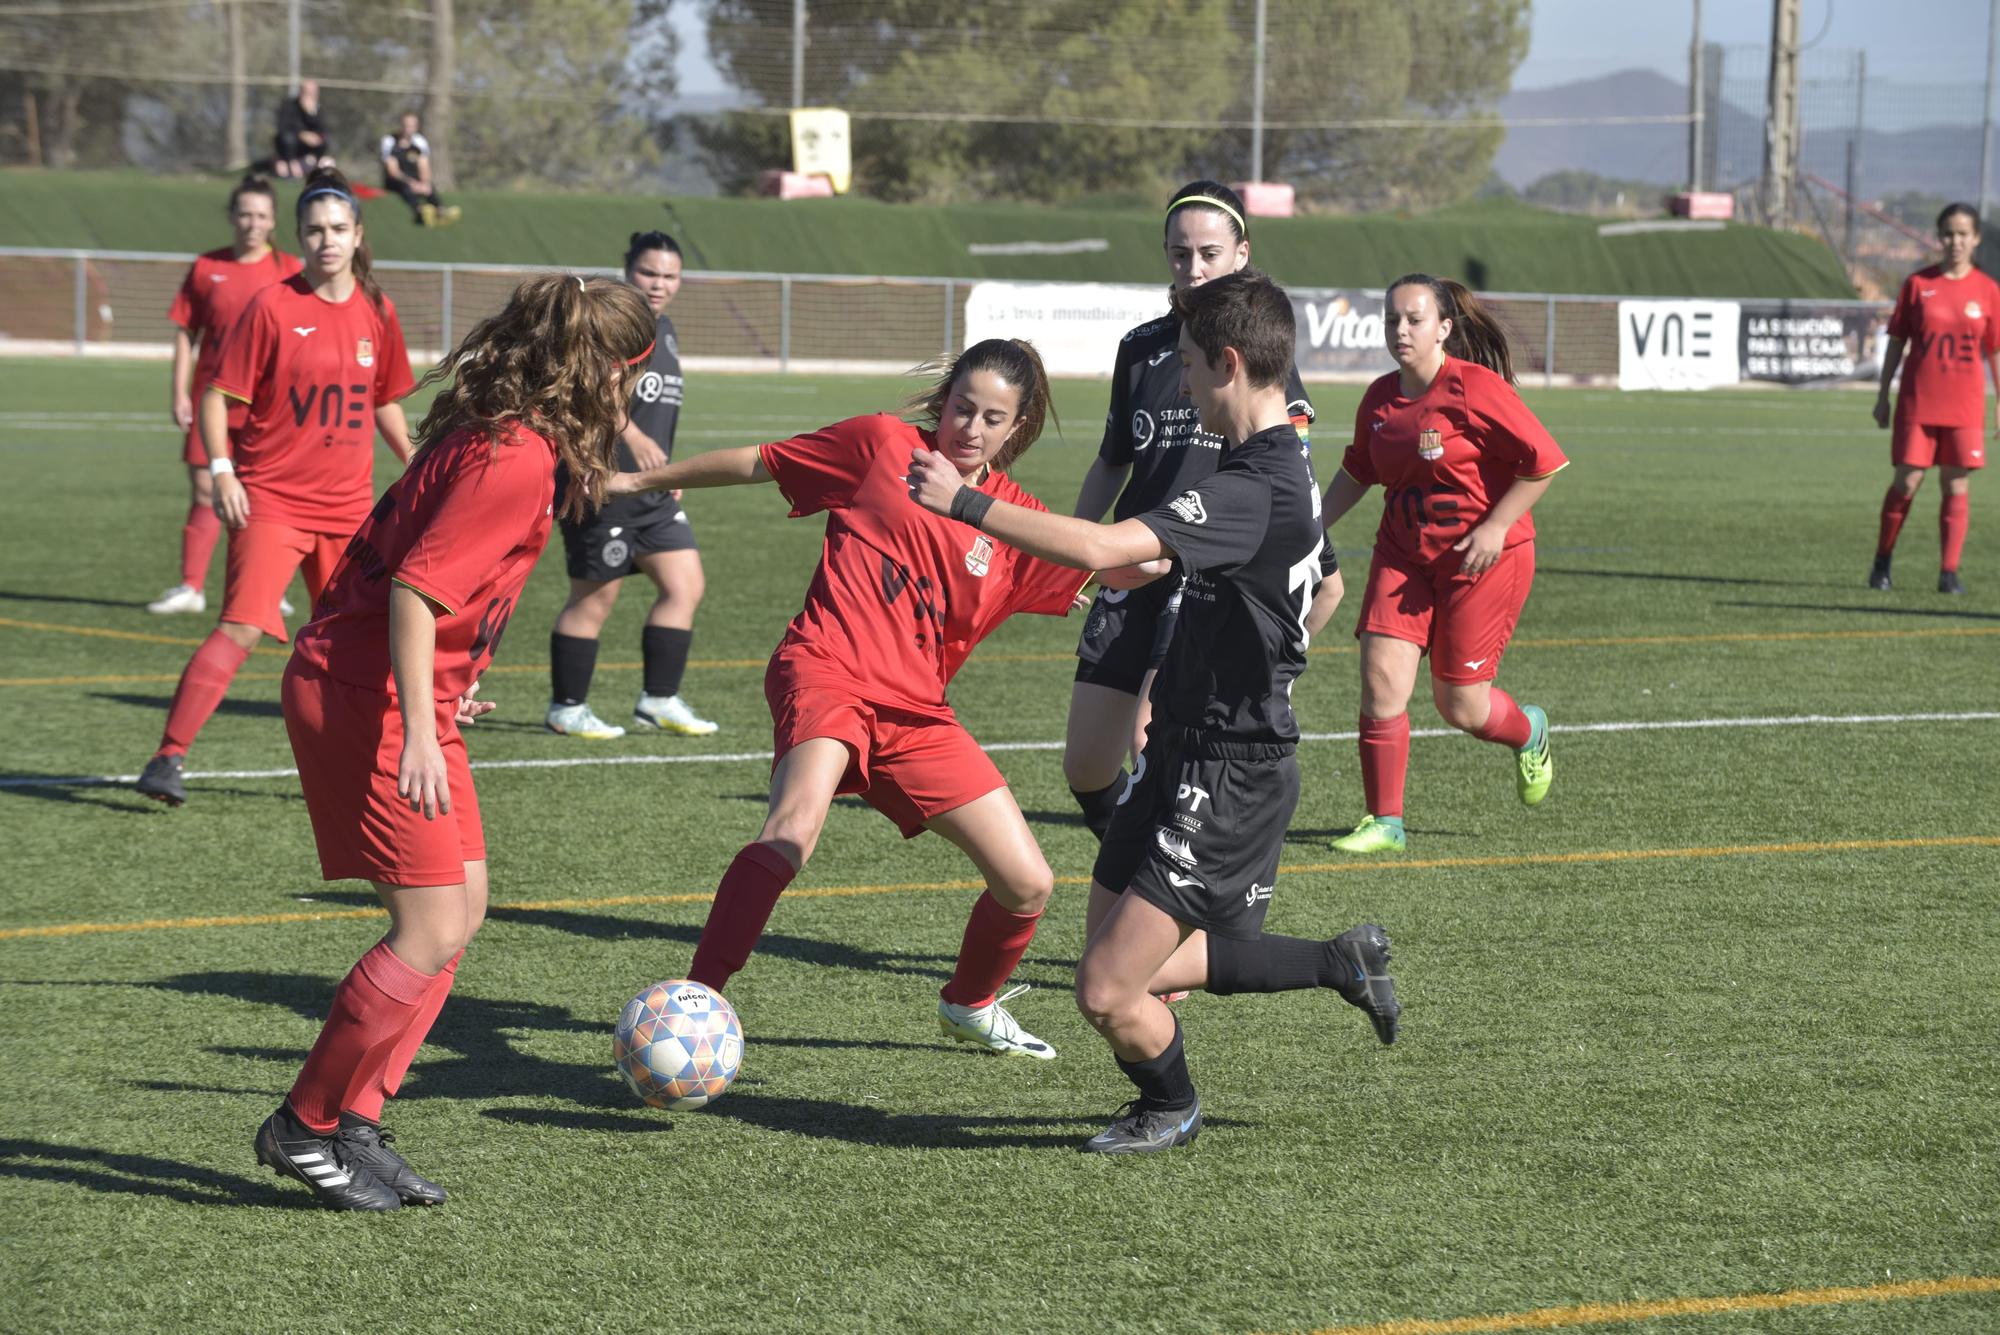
[546,701,626,740]
[1515,705,1553,807]
[1331,814,1406,855]
[633,692,718,736]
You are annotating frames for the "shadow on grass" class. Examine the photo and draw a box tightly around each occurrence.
[1539,566,1841,590]
[0,1137,313,1209]
[1285,823,1480,844]
[0,587,152,611]
[0,775,303,810]
[1716,599,2000,622]
[89,692,285,720]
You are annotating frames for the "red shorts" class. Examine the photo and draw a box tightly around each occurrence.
[221,520,344,641]
[764,670,1007,839]
[1355,541,1535,685]
[283,658,486,886]
[181,421,208,467]
[1892,418,1987,470]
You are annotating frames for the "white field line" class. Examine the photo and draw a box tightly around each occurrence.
[5,710,1996,791]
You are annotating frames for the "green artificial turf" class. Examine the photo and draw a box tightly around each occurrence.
[0,362,1995,1334]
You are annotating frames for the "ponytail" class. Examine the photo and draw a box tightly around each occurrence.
[296,165,385,319]
[1387,272,1516,384]
[904,337,1057,472]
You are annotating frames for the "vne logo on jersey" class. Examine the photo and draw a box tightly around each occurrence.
[964,534,993,577]
[1168,489,1207,525]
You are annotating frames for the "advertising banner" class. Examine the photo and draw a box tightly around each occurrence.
[1737,302,1888,385]
[1617,300,1741,391]
[961,282,1168,379]
[1292,289,1398,378]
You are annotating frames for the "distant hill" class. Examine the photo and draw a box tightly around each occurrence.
[1495,68,1987,199]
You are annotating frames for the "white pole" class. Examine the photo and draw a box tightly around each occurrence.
[1981,0,1998,222]
[1688,0,1703,191]
[1249,0,1267,183]
[791,0,806,109]
[288,0,301,94]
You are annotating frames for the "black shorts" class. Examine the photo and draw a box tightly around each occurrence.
[1074,576,1181,695]
[1091,727,1298,940]
[560,499,696,581]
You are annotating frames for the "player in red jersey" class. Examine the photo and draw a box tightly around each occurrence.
[253,274,657,1210]
[1320,274,1569,855]
[1870,202,2000,595]
[607,339,1148,1059]
[136,167,415,807]
[148,175,304,616]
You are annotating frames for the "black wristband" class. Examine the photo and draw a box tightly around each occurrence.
[949,486,995,529]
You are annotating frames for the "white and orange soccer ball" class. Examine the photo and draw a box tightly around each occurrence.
[613,979,744,1110]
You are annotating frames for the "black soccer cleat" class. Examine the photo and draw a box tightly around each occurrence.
[1080,1098,1202,1155]
[1332,924,1402,1045]
[335,1115,447,1205]
[136,753,186,807]
[1939,568,1966,595]
[255,1107,401,1211]
[1868,555,1893,592]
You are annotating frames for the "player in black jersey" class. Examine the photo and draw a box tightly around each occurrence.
[545,232,717,740]
[1065,180,1338,846]
[910,273,1400,1155]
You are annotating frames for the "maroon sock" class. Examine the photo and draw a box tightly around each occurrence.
[347,949,462,1123]
[1474,687,1533,748]
[288,941,436,1133]
[179,500,221,591]
[939,891,1043,1008]
[1878,490,1913,558]
[1942,493,1970,572]
[158,629,252,756]
[688,842,797,993]
[1358,713,1410,818]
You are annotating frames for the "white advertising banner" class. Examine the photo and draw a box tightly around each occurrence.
[1617,300,1742,391]
[961,282,1169,378]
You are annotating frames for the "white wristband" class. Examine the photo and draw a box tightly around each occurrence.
[208,456,235,477]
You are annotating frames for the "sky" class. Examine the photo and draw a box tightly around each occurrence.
[674,1,1997,97]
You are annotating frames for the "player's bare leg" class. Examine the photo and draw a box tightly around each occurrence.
[1333,632,1420,853]
[632,548,715,734]
[1085,881,1207,996]
[1063,680,1141,839]
[548,576,627,738]
[927,788,1058,1057]
[1075,888,1202,1152]
[151,465,218,614]
[1435,677,1552,807]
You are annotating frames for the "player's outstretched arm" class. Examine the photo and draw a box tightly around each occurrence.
[908,448,1165,571]
[1320,468,1372,532]
[609,444,771,497]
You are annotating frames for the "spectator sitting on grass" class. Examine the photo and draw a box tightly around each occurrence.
[381,112,461,228]
[272,79,330,180]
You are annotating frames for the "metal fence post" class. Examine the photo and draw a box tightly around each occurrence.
[1544,296,1557,389]
[440,264,454,353]
[74,253,88,352]
[942,278,955,355]
[779,275,792,371]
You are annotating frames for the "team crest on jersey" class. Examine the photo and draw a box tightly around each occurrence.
[964,534,993,577]
[1168,490,1207,525]
[601,537,630,568]
[1968,301,1984,320]
[356,337,374,368]
[1417,428,1444,461]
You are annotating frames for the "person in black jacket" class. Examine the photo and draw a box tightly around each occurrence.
[273,80,330,179]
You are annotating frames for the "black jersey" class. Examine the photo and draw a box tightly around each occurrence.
[560,313,683,530]
[1134,423,1324,747]
[1099,314,1315,522]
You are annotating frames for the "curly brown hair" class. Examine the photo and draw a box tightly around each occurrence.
[902,338,1057,474]
[411,274,655,521]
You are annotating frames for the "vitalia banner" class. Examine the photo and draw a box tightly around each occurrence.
[1617,300,1741,391]
[1290,290,1399,378]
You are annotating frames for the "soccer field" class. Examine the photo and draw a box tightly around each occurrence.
[1,360,1996,1334]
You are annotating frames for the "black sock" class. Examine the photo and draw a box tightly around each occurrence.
[642,625,693,698]
[336,1110,378,1130]
[1114,1017,1197,1111]
[1206,933,1353,998]
[1070,774,1126,841]
[550,632,599,706]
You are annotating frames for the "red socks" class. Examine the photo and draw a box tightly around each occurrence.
[1942,492,1970,572]
[1357,713,1410,818]
[940,891,1043,1008]
[1878,490,1913,558]
[345,949,462,1124]
[180,500,221,590]
[288,940,439,1133]
[158,629,251,756]
[688,842,798,993]
[1474,687,1534,749]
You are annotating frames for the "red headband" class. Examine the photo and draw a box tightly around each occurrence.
[625,341,655,366]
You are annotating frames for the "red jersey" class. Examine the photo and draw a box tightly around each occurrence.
[759,414,1090,717]
[1888,265,2000,427]
[1342,357,1569,568]
[167,247,304,399]
[210,275,415,534]
[292,425,556,702]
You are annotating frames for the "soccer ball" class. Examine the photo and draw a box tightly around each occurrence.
[613,979,744,1110]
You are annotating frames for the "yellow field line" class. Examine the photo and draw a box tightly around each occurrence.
[2,835,1993,942]
[1287,1274,2000,1335]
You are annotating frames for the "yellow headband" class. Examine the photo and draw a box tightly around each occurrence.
[1166,195,1247,238]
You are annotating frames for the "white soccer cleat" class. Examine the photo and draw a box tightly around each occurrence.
[147,584,206,615]
[546,701,627,740]
[938,984,1056,1060]
[633,692,718,736]
[279,595,296,617]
